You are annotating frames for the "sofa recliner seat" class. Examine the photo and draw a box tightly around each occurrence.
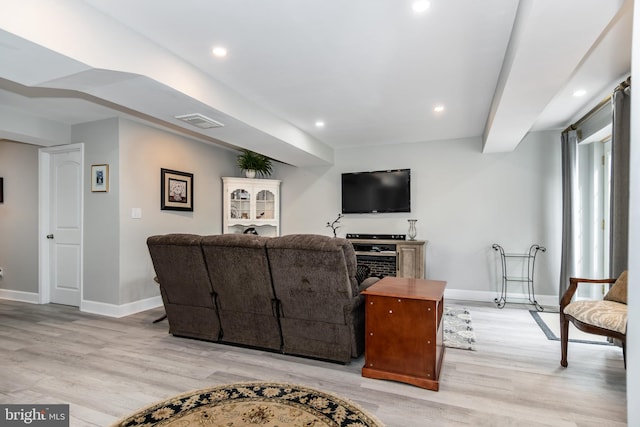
[266,234,366,363]
[146,234,221,342]
[201,234,282,351]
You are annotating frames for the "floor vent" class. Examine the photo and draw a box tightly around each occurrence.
[175,113,224,129]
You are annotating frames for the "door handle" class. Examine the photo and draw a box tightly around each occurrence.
[46,234,54,239]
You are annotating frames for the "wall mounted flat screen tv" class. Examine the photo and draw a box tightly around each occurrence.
[341,169,410,214]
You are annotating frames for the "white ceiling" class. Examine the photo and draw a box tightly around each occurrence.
[0,0,633,166]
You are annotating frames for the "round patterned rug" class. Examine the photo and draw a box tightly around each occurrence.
[112,382,384,427]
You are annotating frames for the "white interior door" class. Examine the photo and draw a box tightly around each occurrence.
[44,145,83,306]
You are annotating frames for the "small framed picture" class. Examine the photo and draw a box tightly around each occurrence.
[91,164,109,192]
[161,168,193,211]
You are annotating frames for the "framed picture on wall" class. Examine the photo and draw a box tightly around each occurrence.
[161,168,193,211]
[91,164,109,192]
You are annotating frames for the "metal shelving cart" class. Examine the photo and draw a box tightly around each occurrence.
[492,244,546,311]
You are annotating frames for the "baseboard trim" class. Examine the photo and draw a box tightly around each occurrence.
[5,288,557,315]
[0,289,40,304]
[81,295,163,318]
[444,288,558,308]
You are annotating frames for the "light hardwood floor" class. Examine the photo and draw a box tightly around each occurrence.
[0,299,626,426]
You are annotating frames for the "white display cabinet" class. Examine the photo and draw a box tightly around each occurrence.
[222,177,281,236]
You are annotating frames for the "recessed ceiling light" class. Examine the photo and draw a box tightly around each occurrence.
[212,46,227,57]
[573,89,587,97]
[412,1,431,13]
[434,105,445,113]
[315,121,325,128]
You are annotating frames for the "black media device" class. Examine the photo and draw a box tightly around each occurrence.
[346,233,406,240]
[341,168,410,214]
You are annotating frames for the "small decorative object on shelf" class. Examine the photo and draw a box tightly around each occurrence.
[236,149,273,178]
[492,243,546,311]
[407,219,417,240]
[326,213,343,237]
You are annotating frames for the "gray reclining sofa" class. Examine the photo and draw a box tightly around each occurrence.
[147,233,378,363]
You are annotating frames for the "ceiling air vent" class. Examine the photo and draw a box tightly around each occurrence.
[175,113,224,129]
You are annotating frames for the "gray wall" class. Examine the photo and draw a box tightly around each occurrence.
[0,118,241,306]
[71,118,239,306]
[626,2,639,423]
[117,119,237,305]
[279,131,561,298]
[0,140,39,293]
[73,119,121,304]
[0,121,566,304]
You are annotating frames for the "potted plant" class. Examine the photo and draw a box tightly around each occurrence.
[236,149,273,178]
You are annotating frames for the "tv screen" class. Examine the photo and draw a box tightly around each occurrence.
[341,169,411,214]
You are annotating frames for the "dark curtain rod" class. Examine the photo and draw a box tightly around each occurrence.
[563,76,631,134]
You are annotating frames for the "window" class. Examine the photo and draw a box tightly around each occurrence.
[576,124,611,299]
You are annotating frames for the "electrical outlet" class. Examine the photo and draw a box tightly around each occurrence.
[0,267,4,279]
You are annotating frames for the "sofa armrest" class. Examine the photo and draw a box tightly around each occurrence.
[358,276,380,293]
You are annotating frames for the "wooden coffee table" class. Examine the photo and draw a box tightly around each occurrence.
[361,276,446,391]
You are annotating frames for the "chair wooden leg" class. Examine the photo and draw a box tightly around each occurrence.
[560,312,569,367]
[623,342,627,369]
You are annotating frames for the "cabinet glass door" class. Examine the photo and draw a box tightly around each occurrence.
[230,188,251,219]
[255,190,275,220]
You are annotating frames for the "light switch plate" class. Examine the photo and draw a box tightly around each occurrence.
[131,208,142,219]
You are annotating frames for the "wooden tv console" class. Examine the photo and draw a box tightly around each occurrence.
[348,238,426,279]
[361,276,446,391]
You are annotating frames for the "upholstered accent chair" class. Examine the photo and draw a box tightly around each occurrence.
[147,234,221,341]
[560,271,628,368]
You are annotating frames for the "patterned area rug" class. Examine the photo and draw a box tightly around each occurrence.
[443,306,477,351]
[112,382,384,427]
